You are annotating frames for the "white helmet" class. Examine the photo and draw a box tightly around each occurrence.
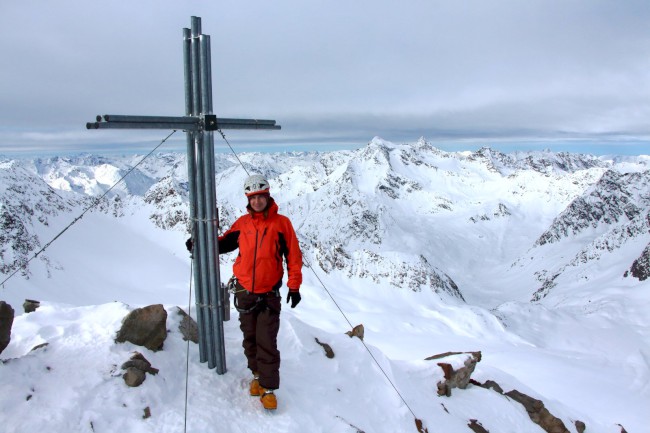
[243,174,270,197]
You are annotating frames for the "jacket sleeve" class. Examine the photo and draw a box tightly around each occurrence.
[218,219,241,254]
[282,217,303,290]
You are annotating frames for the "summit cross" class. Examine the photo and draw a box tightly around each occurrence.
[86,16,280,375]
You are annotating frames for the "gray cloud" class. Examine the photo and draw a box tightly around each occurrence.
[1,0,649,156]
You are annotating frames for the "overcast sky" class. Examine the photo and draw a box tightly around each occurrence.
[2,0,650,156]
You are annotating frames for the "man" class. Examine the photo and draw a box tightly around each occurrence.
[217,174,302,410]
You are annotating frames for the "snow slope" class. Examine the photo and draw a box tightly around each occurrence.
[1,140,649,432]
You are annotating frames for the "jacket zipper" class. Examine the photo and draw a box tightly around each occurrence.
[251,227,267,294]
[251,230,258,293]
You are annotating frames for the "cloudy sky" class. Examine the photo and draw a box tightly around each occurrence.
[1,0,650,156]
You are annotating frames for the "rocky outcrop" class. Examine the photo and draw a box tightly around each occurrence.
[115,304,167,351]
[472,378,574,433]
[630,242,650,281]
[505,389,570,433]
[0,301,14,355]
[176,307,198,343]
[425,351,481,397]
[143,176,189,231]
[536,170,650,246]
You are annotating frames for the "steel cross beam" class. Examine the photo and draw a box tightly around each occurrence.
[85,16,280,375]
[86,114,280,131]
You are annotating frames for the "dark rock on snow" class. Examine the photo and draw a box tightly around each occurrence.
[115,304,167,351]
[0,301,14,355]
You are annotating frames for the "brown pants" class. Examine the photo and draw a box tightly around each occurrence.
[235,288,282,390]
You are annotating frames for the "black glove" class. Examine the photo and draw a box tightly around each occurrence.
[185,237,193,253]
[286,290,301,308]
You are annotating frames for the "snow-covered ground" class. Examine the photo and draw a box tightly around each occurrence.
[1,142,648,432]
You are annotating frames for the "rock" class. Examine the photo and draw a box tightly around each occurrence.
[177,307,198,343]
[0,301,15,355]
[123,367,146,387]
[121,352,159,375]
[121,352,158,387]
[470,379,504,394]
[574,420,586,433]
[30,342,49,352]
[468,419,489,433]
[345,324,364,340]
[115,304,167,351]
[314,337,335,358]
[505,389,570,433]
[414,418,429,433]
[425,351,481,397]
[23,299,40,313]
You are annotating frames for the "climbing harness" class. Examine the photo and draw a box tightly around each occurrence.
[231,276,281,314]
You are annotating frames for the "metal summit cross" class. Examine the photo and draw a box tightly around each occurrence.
[86,16,280,375]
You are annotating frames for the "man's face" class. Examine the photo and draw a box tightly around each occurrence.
[249,193,269,213]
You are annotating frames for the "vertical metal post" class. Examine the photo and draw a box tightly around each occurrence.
[192,16,219,370]
[183,26,209,364]
[184,16,226,373]
[200,33,226,373]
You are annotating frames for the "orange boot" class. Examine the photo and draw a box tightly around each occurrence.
[260,388,277,410]
[249,372,261,396]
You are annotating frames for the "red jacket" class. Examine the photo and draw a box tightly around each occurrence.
[218,198,302,294]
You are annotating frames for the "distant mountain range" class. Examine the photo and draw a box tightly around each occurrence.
[1,138,648,307]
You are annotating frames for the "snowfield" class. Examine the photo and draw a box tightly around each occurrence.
[1,139,648,432]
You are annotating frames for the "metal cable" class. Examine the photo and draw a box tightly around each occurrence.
[303,259,420,420]
[217,129,250,176]
[0,130,177,288]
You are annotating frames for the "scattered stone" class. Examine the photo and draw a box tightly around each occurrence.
[177,307,198,343]
[414,418,429,433]
[0,301,15,355]
[505,389,570,433]
[574,420,586,433]
[617,424,628,433]
[346,324,364,340]
[468,419,489,433]
[123,367,146,387]
[470,379,503,394]
[121,352,158,387]
[143,406,151,419]
[314,337,335,358]
[121,352,159,375]
[30,342,49,352]
[425,351,481,397]
[23,299,40,313]
[115,304,167,351]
